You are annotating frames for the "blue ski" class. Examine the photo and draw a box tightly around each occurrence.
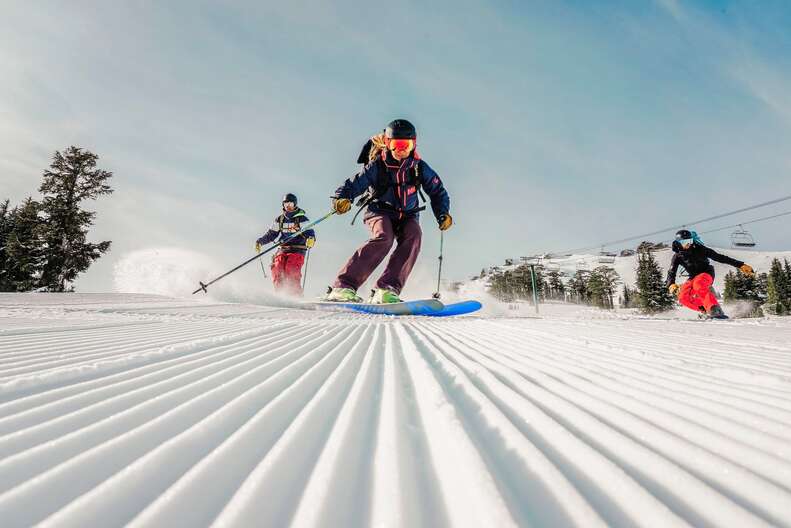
[429,300,483,317]
[303,299,482,317]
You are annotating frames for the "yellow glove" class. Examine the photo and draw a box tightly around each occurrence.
[438,213,453,231]
[739,264,754,277]
[255,242,262,253]
[332,198,351,214]
[306,237,315,249]
[668,283,680,296]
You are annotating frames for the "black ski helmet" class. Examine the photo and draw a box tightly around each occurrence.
[282,193,298,205]
[673,229,701,252]
[384,119,417,140]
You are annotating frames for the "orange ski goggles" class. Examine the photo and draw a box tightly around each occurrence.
[387,138,415,151]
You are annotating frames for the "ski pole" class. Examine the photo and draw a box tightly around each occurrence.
[259,259,267,277]
[433,231,444,299]
[302,249,311,290]
[193,210,335,294]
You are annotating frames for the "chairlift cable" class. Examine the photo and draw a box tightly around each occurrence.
[549,193,791,256]
[699,209,791,235]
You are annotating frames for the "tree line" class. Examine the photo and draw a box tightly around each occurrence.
[487,264,622,309]
[1,147,113,292]
[485,246,791,317]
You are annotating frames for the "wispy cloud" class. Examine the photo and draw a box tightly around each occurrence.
[654,0,686,22]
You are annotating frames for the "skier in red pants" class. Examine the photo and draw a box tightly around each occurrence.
[270,252,306,292]
[255,193,315,296]
[665,229,754,319]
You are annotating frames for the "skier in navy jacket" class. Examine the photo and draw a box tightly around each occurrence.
[326,119,451,303]
[255,193,315,295]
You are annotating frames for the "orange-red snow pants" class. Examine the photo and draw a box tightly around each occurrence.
[271,251,305,295]
[678,272,719,312]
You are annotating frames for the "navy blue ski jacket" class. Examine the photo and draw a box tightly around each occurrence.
[256,208,315,255]
[334,151,450,223]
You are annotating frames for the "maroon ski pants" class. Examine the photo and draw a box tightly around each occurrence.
[333,214,422,294]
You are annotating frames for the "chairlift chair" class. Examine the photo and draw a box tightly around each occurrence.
[730,225,756,248]
[598,250,616,265]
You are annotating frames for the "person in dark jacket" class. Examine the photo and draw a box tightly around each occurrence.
[255,193,315,296]
[326,119,451,303]
[665,229,754,318]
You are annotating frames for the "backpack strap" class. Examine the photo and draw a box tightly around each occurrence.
[350,157,425,225]
[278,210,302,233]
[413,160,427,203]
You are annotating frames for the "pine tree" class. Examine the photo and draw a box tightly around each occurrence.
[0,199,11,291]
[568,270,590,304]
[38,147,113,292]
[3,198,46,291]
[723,271,738,302]
[785,260,791,307]
[723,269,767,318]
[545,270,565,301]
[621,285,638,309]
[587,266,620,309]
[766,259,782,314]
[635,250,674,313]
[756,273,769,304]
[487,270,510,301]
[767,258,791,315]
[730,270,767,303]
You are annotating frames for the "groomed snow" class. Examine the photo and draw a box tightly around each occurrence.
[1,293,791,527]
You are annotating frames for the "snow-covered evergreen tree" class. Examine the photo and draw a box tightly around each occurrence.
[37,147,113,292]
[635,250,674,313]
[723,270,767,303]
[621,285,638,309]
[767,258,791,315]
[545,270,565,300]
[0,199,12,291]
[568,270,590,304]
[723,269,767,318]
[3,198,46,291]
[587,266,620,309]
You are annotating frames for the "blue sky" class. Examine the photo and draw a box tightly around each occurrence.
[2,1,790,294]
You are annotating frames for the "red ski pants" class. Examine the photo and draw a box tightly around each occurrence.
[271,251,305,295]
[678,272,719,312]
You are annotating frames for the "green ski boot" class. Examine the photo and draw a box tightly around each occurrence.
[325,287,363,303]
[370,288,401,304]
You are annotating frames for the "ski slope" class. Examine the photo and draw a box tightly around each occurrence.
[1,293,791,527]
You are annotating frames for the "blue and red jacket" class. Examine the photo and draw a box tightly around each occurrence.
[334,150,450,222]
[256,208,315,255]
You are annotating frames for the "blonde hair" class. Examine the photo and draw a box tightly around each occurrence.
[368,133,387,163]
